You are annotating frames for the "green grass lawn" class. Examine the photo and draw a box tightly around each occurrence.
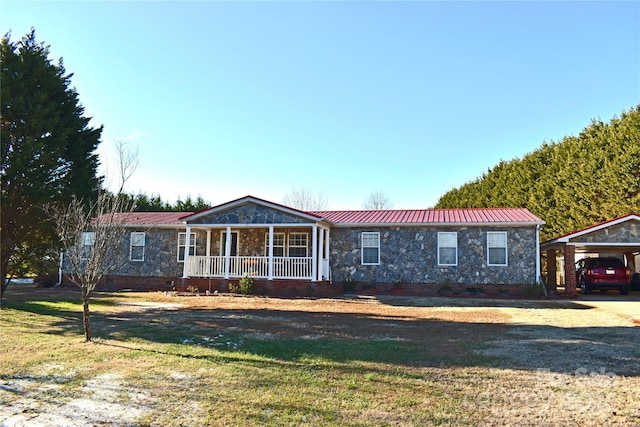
[1,286,638,426]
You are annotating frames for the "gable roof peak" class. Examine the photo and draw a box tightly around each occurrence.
[180,195,325,223]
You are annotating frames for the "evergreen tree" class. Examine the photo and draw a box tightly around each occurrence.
[125,192,211,212]
[133,193,170,211]
[174,195,209,212]
[1,29,102,302]
[436,106,640,240]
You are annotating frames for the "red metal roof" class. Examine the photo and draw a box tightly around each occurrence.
[96,212,194,226]
[97,206,543,227]
[310,208,544,225]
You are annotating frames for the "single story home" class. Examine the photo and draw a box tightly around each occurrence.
[64,195,545,296]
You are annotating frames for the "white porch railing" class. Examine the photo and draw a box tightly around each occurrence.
[187,256,314,280]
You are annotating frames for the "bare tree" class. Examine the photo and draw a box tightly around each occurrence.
[363,191,394,210]
[282,188,328,211]
[46,141,138,341]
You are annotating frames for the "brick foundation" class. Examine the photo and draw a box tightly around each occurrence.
[60,275,179,292]
[61,275,545,299]
[61,275,342,298]
[343,281,544,298]
[180,278,342,298]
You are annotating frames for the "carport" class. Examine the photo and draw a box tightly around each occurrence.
[540,214,640,295]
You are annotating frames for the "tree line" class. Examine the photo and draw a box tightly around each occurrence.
[125,193,210,212]
[435,105,640,241]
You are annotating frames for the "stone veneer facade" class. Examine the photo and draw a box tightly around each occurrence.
[330,226,538,285]
[95,224,538,288]
[111,228,206,277]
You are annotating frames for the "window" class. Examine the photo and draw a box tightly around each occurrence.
[177,232,196,262]
[487,231,508,266]
[288,232,308,257]
[81,231,95,260]
[438,232,457,266]
[130,232,145,262]
[361,232,380,265]
[265,232,285,257]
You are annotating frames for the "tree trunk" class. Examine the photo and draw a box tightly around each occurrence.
[1,255,10,308]
[82,288,92,342]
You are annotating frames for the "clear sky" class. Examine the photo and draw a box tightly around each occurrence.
[3,1,639,210]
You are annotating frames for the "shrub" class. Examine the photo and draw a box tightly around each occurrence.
[237,275,254,295]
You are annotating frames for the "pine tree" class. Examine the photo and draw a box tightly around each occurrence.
[1,29,102,302]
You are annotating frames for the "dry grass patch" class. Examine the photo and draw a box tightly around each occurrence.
[1,285,639,426]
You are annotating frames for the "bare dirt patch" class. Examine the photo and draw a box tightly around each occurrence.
[1,371,151,426]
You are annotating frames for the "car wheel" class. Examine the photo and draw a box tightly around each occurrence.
[580,278,591,295]
[620,285,630,296]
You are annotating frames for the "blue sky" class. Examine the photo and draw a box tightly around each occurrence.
[3,1,639,210]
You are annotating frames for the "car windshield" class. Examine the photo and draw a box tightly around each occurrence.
[590,258,625,268]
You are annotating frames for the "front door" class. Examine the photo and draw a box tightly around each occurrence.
[221,231,238,256]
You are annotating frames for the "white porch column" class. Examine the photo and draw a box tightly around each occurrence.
[182,226,192,278]
[325,228,331,281]
[224,226,231,279]
[311,224,318,282]
[318,226,325,281]
[268,226,274,280]
[205,229,212,277]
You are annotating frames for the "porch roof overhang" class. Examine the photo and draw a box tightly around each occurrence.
[181,222,333,229]
[541,242,640,254]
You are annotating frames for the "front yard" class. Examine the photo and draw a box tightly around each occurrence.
[1,285,639,426]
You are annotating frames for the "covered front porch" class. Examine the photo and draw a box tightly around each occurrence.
[182,224,331,282]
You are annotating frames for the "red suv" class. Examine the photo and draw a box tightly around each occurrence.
[575,257,631,295]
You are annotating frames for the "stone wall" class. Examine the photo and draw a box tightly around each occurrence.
[329,226,538,285]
